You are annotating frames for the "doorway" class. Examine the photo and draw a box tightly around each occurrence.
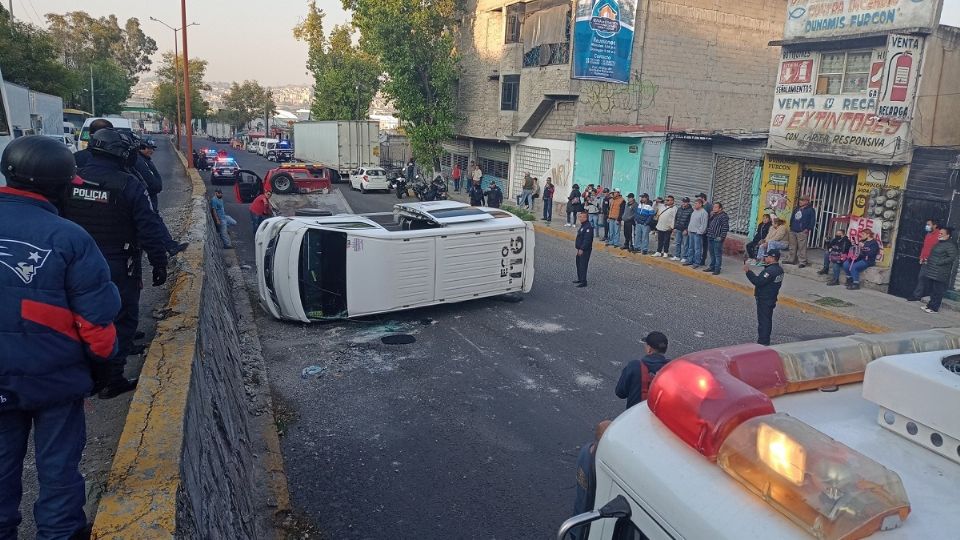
[600,149,615,190]
[798,170,858,249]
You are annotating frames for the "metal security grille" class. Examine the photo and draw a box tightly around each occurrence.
[798,171,858,249]
[600,150,615,189]
[712,155,758,235]
[513,145,551,198]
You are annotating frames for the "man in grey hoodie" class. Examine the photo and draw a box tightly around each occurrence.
[684,199,708,268]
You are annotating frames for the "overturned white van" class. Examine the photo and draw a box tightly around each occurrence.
[255,201,536,321]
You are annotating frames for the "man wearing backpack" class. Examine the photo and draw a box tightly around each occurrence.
[615,332,670,409]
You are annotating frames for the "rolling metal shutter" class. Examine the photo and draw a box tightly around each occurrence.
[665,139,714,200]
[475,142,511,191]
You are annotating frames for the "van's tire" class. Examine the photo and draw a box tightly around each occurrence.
[272,173,295,194]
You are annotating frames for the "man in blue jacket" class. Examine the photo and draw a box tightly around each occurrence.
[785,195,816,268]
[615,331,670,409]
[61,128,170,399]
[0,136,121,539]
[574,211,594,287]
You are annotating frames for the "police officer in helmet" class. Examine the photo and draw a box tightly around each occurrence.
[0,136,121,538]
[744,248,785,346]
[61,127,170,398]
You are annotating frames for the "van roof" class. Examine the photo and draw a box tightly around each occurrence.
[598,353,960,539]
[81,117,133,129]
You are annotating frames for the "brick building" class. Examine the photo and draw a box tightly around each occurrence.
[446,0,785,213]
[756,0,960,292]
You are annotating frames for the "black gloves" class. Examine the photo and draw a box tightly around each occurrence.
[152,265,167,286]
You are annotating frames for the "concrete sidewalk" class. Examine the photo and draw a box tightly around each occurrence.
[445,189,958,333]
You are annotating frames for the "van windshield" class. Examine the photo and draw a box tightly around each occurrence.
[79,126,132,141]
[298,229,348,319]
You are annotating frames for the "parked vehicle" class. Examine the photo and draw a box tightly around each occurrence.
[44,133,77,153]
[266,140,294,162]
[210,157,240,185]
[557,329,960,540]
[389,171,408,199]
[254,200,535,321]
[257,138,278,157]
[207,122,231,143]
[77,116,133,150]
[142,120,161,134]
[292,120,380,183]
[246,140,259,153]
[234,162,333,197]
[0,65,11,158]
[349,166,389,193]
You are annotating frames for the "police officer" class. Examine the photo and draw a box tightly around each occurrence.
[73,117,114,169]
[135,138,163,211]
[0,136,121,539]
[744,248,785,346]
[61,128,170,399]
[574,211,594,288]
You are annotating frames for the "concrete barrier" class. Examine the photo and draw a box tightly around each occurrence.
[92,152,288,539]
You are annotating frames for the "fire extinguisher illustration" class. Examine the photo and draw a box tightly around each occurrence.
[889,52,912,102]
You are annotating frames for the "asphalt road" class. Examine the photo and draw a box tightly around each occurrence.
[194,139,857,539]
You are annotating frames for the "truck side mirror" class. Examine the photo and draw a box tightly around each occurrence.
[556,495,632,540]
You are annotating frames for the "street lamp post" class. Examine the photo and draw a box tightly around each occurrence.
[181,0,194,167]
[89,66,96,116]
[149,16,197,152]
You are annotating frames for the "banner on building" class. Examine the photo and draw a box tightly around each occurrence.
[877,34,923,121]
[783,0,943,40]
[572,0,638,84]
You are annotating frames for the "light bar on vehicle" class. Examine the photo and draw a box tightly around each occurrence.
[718,414,910,540]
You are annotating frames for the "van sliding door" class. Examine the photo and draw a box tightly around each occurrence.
[298,229,348,319]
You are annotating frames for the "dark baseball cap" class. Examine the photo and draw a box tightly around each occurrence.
[214,188,223,194]
[765,249,782,259]
[696,192,708,199]
[627,193,635,199]
[642,331,668,352]
[681,196,691,202]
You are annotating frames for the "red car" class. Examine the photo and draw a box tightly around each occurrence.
[234,163,334,203]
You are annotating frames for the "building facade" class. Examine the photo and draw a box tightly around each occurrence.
[449,0,784,203]
[758,0,959,291]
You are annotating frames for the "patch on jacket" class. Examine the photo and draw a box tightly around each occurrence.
[0,239,52,284]
[70,186,111,203]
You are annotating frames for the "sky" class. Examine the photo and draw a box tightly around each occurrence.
[16,0,351,86]
[12,0,960,86]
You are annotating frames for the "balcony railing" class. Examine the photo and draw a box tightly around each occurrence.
[523,42,570,68]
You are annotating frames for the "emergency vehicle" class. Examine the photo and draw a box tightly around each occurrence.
[254,200,535,321]
[559,328,960,540]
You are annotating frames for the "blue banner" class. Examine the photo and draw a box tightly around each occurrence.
[572,0,638,84]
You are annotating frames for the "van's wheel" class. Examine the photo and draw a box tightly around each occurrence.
[272,173,295,194]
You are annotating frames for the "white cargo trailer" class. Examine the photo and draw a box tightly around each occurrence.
[207,121,232,143]
[292,120,380,181]
[255,201,535,321]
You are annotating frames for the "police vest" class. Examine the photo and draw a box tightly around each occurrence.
[61,172,137,254]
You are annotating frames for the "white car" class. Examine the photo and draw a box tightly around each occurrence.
[45,133,77,153]
[255,201,535,321]
[349,167,389,193]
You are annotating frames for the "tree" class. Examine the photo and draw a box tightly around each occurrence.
[0,6,82,97]
[45,11,157,80]
[343,0,458,167]
[294,2,381,121]
[221,81,276,130]
[83,60,133,115]
[152,52,210,124]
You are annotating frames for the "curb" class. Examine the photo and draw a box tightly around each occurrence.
[532,223,892,334]
[92,147,208,538]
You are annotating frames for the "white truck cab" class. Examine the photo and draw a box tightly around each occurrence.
[560,329,960,540]
[0,65,12,161]
[255,201,535,321]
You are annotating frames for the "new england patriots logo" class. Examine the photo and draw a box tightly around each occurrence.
[0,239,52,284]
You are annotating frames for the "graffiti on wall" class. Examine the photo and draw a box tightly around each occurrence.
[551,158,572,190]
[583,70,657,114]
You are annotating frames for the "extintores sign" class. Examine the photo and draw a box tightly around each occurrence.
[783,0,944,40]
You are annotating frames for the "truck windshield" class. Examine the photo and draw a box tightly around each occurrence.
[298,229,348,319]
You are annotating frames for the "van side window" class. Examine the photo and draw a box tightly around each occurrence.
[613,518,649,540]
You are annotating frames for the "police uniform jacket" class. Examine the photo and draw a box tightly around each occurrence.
[67,156,169,268]
[747,263,784,303]
[576,222,595,251]
[134,154,163,196]
[0,187,120,410]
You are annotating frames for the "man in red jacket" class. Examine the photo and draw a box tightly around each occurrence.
[249,190,274,236]
[908,218,941,302]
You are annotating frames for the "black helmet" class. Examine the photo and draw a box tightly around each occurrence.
[1,135,76,191]
[143,138,158,149]
[89,128,135,161]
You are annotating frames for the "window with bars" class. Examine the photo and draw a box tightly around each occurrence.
[501,75,520,111]
[816,51,872,95]
[478,157,509,180]
[505,4,523,43]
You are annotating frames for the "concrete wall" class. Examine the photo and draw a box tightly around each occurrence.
[92,154,286,539]
[914,25,960,148]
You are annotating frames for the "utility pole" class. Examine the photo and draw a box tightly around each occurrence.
[90,65,96,116]
[150,17,196,151]
[181,0,193,167]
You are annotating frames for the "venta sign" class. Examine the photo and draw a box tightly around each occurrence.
[784,0,943,40]
[876,34,922,121]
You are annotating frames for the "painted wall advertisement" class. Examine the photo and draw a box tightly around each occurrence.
[572,0,638,83]
[768,42,923,163]
[784,0,943,40]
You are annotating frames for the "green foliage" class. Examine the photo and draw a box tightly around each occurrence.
[44,11,157,79]
[85,60,133,115]
[502,205,537,221]
[341,0,458,166]
[152,52,210,123]
[293,2,381,121]
[0,7,81,98]
[220,81,276,130]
